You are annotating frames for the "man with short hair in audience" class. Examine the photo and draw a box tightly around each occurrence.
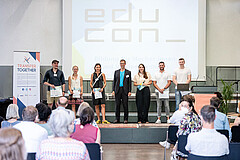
[14,106,48,154]
[53,96,71,112]
[185,105,229,157]
[210,96,231,139]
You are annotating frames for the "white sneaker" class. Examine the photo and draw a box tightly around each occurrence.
[155,119,161,124]
[159,141,171,149]
[167,119,171,124]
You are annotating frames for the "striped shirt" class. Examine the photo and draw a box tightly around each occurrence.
[36,138,90,160]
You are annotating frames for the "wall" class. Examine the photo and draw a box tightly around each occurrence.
[0,0,240,99]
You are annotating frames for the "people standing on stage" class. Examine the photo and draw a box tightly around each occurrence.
[133,64,152,123]
[68,66,83,115]
[153,61,171,124]
[43,60,65,109]
[112,59,132,124]
[172,58,191,110]
[90,63,110,124]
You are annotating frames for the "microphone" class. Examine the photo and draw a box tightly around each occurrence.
[196,75,199,86]
[206,75,215,86]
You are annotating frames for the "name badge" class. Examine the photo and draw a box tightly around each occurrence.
[126,75,129,78]
[54,73,57,77]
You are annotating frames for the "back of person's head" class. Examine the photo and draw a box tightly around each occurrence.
[6,104,19,120]
[80,106,94,126]
[210,96,221,109]
[200,105,216,124]
[57,96,68,108]
[22,106,38,122]
[0,128,26,160]
[49,109,75,137]
[35,103,52,122]
[76,102,91,118]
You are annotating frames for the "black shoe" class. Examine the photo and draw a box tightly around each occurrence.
[113,120,120,124]
[124,120,128,124]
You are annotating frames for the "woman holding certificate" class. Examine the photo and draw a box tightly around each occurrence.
[133,64,152,123]
[68,66,83,115]
[90,63,110,124]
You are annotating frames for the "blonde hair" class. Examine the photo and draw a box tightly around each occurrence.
[6,104,19,120]
[0,128,26,160]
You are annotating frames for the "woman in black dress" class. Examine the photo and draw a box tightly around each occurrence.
[90,63,110,124]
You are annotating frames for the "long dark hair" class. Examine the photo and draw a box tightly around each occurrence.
[138,64,148,79]
[94,63,101,73]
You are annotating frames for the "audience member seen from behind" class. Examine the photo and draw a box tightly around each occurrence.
[0,128,26,160]
[37,109,90,160]
[210,96,231,139]
[71,106,101,144]
[75,102,98,128]
[1,104,20,128]
[186,105,229,157]
[14,106,48,154]
[36,103,53,137]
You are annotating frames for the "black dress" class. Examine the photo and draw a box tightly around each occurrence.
[92,72,106,105]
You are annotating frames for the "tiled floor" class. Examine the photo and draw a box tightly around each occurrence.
[102,143,172,160]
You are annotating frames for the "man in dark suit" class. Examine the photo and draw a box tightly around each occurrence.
[112,59,132,124]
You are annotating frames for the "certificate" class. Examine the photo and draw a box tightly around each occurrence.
[94,88,102,99]
[158,90,169,99]
[50,86,62,97]
[72,90,81,98]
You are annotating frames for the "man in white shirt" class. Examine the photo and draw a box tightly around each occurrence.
[185,105,229,157]
[14,106,48,153]
[153,61,171,123]
[172,58,191,110]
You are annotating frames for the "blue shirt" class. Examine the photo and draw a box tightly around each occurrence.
[214,110,232,139]
[120,70,125,87]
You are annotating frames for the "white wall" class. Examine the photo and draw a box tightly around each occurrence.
[0,0,62,66]
[206,0,240,66]
[0,0,239,67]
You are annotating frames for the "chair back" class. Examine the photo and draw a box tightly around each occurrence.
[27,153,36,160]
[228,142,240,160]
[85,143,101,160]
[177,135,189,157]
[231,126,240,142]
[217,129,229,141]
[167,125,178,144]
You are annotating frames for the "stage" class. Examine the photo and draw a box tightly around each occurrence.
[98,123,170,144]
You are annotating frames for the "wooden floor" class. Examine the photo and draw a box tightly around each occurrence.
[102,144,172,160]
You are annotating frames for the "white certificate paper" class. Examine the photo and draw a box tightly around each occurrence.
[50,86,62,97]
[72,90,81,98]
[94,88,102,99]
[158,91,169,99]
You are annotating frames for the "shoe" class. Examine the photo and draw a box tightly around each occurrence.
[113,120,120,124]
[96,120,101,124]
[124,120,128,124]
[102,120,110,124]
[167,119,171,124]
[138,121,142,124]
[155,119,161,124]
[159,141,170,149]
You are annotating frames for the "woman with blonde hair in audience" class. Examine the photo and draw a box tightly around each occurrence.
[71,106,101,144]
[1,104,21,128]
[36,109,90,160]
[0,128,26,160]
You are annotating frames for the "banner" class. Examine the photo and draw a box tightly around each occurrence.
[13,51,40,119]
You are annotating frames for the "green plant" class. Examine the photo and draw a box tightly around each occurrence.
[220,80,234,115]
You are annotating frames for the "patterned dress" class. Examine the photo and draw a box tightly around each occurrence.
[36,138,90,160]
[176,112,202,157]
